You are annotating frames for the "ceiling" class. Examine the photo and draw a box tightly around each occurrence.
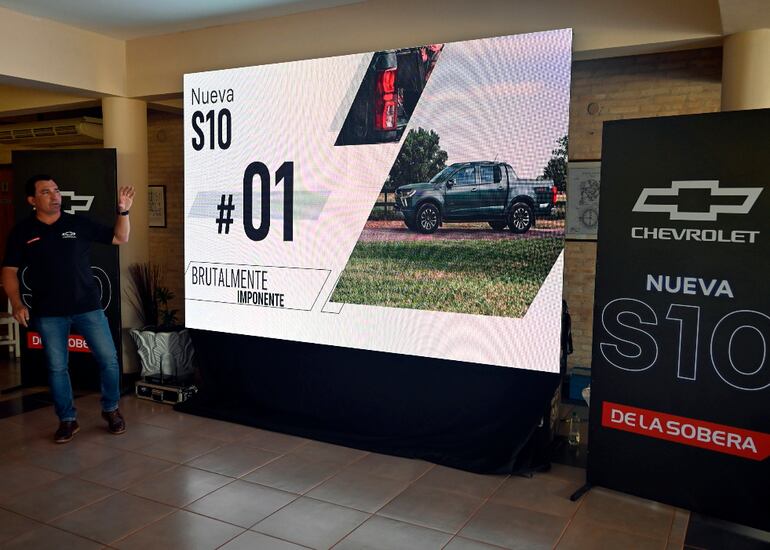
[0,0,362,39]
[719,0,770,34]
[0,0,768,41]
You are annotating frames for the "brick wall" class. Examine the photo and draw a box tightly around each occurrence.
[564,47,722,368]
[144,47,723,365]
[147,110,185,324]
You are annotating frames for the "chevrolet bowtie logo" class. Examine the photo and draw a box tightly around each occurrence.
[60,191,94,214]
[633,181,762,221]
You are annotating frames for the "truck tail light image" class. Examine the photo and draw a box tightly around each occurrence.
[552,185,558,205]
[336,44,445,146]
[374,68,397,130]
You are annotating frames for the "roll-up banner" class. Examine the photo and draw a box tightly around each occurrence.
[12,149,122,390]
[588,109,770,531]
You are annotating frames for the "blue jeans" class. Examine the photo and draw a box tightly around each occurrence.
[35,309,120,421]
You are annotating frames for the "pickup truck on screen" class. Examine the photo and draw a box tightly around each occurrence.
[394,161,557,234]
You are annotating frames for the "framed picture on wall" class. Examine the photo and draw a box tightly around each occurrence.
[566,160,601,240]
[148,185,166,227]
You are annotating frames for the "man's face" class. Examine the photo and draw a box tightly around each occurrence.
[28,180,61,216]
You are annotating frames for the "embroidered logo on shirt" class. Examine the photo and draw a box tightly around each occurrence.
[61,231,77,239]
[26,237,41,244]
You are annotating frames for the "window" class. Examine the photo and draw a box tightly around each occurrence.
[454,166,475,185]
[479,165,503,183]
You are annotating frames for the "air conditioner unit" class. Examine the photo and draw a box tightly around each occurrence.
[0,117,103,146]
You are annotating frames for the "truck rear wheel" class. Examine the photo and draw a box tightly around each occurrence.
[508,202,533,234]
[416,203,440,234]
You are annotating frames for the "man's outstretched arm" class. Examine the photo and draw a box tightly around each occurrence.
[112,186,135,245]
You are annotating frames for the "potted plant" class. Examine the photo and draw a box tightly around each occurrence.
[127,263,194,384]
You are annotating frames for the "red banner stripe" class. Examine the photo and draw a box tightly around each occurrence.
[602,401,770,461]
[27,332,92,354]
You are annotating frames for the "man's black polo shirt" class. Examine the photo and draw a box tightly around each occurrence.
[2,213,114,316]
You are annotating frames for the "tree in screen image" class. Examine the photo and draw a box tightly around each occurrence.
[541,135,568,191]
[384,127,448,191]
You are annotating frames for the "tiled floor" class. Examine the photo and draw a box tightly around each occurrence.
[0,393,692,550]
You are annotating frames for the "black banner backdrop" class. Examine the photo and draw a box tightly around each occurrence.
[12,149,122,390]
[182,330,562,473]
[588,110,770,531]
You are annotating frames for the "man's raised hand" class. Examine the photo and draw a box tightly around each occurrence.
[118,186,135,212]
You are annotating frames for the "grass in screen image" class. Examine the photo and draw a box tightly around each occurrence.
[331,236,562,318]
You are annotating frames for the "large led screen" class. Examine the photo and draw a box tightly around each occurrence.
[184,29,572,372]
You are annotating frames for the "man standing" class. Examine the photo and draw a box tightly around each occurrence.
[1,175,135,443]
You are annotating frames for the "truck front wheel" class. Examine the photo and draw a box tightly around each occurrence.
[508,202,533,234]
[416,203,441,234]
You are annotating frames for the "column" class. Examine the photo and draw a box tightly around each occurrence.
[102,97,149,373]
[722,29,770,111]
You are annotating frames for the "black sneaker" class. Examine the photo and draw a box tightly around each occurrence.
[101,409,126,435]
[54,420,80,444]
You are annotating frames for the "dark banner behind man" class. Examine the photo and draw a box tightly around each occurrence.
[12,149,121,390]
[589,109,770,531]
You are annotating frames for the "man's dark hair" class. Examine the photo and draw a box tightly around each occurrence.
[25,174,53,197]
